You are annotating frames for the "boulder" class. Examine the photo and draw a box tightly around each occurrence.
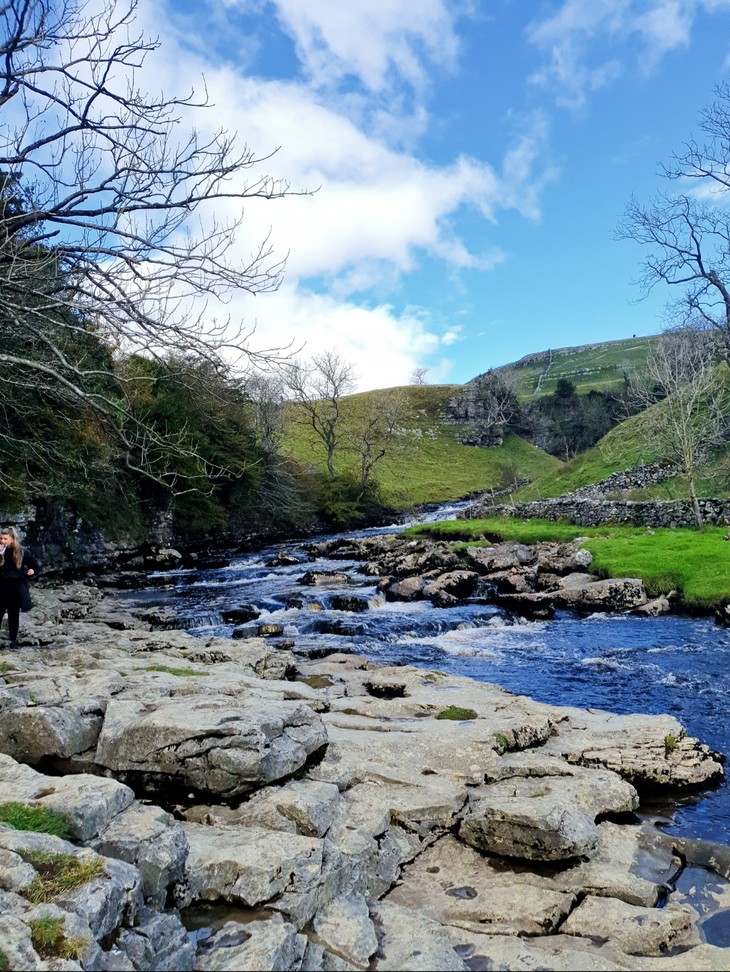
[95,695,327,798]
[330,594,370,613]
[298,571,349,587]
[90,803,188,906]
[460,764,638,861]
[177,822,328,928]
[312,892,377,968]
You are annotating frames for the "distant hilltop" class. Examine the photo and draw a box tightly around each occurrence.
[473,335,658,399]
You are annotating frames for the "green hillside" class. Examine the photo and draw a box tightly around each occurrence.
[515,395,730,502]
[282,384,559,508]
[487,335,658,400]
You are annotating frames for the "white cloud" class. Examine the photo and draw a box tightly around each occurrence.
[228,285,458,389]
[528,0,730,108]
[128,0,551,389]
[249,0,461,93]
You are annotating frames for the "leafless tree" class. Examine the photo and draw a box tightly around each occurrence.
[0,0,296,489]
[349,390,408,495]
[283,352,356,475]
[623,330,729,526]
[617,83,730,365]
[410,365,429,385]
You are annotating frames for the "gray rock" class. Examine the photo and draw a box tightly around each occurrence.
[312,892,377,967]
[460,764,638,861]
[55,856,143,940]
[116,907,195,971]
[0,702,103,763]
[386,835,575,936]
[95,695,327,797]
[561,896,696,956]
[194,917,306,972]
[178,822,323,926]
[370,901,465,971]
[0,755,136,842]
[24,902,102,970]
[543,708,724,788]
[236,780,344,838]
[90,803,188,905]
[0,913,45,971]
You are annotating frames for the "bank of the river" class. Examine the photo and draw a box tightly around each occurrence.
[0,578,729,970]
[406,517,730,614]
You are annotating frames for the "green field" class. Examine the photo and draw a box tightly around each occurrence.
[282,384,559,508]
[488,335,658,400]
[406,517,730,608]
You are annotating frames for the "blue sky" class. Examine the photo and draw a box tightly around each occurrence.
[140,0,730,389]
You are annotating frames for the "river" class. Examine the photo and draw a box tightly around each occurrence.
[119,502,730,847]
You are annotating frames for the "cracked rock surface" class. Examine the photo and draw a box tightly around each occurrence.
[0,581,726,971]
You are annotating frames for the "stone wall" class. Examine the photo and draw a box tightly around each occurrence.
[568,460,678,499]
[476,497,730,528]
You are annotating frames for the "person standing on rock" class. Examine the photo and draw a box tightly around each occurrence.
[0,527,38,649]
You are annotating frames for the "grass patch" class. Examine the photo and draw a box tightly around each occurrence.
[28,916,87,961]
[0,661,15,675]
[436,705,477,721]
[20,850,106,903]
[494,732,510,753]
[0,948,8,972]
[406,517,730,609]
[0,804,71,840]
[143,665,205,677]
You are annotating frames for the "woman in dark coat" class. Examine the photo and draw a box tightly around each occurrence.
[0,526,37,649]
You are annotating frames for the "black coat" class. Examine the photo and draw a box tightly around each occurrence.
[0,548,38,612]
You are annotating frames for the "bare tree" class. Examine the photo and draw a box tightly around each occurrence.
[410,366,429,385]
[617,83,730,365]
[623,330,729,526]
[283,352,356,475]
[349,391,408,495]
[0,0,296,490]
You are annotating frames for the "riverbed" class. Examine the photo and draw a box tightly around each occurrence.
[119,504,730,846]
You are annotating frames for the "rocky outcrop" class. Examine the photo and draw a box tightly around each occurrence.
[0,584,727,971]
[318,531,651,617]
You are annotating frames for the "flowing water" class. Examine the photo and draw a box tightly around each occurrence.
[119,502,730,846]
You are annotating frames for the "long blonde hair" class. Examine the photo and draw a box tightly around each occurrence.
[1,526,23,569]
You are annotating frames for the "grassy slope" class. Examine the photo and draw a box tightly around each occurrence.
[282,384,559,508]
[492,335,657,400]
[406,517,730,608]
[515,372,730,501]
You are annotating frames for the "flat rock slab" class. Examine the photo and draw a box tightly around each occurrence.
[561,896,696,956]
[371,901,466,971]
[386,835,575,936]
[543,708,724,788]
[460,764,638,861]
[444,928,730,972]
[95,695,327,797]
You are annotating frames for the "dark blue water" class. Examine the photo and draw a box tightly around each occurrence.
[120,507,730,846]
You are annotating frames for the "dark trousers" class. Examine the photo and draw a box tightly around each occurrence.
[0,604,19,641]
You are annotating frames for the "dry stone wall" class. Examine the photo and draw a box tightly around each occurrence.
[480,497,730,528]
